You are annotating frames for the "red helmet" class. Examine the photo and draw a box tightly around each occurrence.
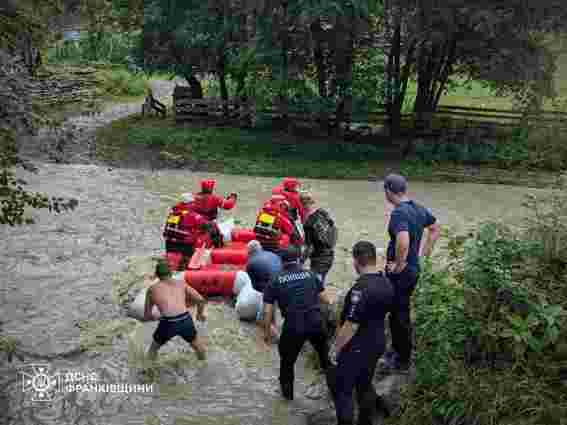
[201,179,216,192]
[270,194,287,204]
[283,177,300,191]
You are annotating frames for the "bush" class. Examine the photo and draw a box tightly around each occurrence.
[493,126,531,168]
[525,125,567,171]
[412,258,470,387]
[394,221,567,425]
[413,141,497,164]
[98,68,150,98]
[522,171,567,268]
[47,31,141,66]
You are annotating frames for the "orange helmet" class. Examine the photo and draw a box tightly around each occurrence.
[283,177,300,191]
[201,179,216,192]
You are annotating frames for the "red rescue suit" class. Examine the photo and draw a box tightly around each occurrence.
[163,207,209,246]
[254,197,303,252]
[272,177,305,223]
[192,193,237,221]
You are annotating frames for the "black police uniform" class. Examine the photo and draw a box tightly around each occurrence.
[263,262,330,400]
[333,272,394,425]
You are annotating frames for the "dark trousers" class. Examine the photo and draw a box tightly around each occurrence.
[387,268,419,364]
[331,348,382,425]
[278,319,329,397]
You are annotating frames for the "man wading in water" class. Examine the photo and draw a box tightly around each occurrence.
[144,260,208,360]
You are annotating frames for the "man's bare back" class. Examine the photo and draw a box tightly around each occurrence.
[146,260,207,360]
[150,277,191,317]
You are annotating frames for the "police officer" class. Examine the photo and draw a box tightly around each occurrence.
[332,241,394,425]
[261,244,332,401]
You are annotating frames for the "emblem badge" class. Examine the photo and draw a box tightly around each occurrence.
[351,290,362,304]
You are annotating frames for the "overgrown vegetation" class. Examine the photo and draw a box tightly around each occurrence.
[390,173,567,425]
[1,1,79,226]
[95,115,403,178]
[408,124,567,171]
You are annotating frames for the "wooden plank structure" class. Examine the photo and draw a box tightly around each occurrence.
[173,82,567,143]
[173,86,255,126]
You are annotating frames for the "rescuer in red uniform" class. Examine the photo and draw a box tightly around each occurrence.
[272,177,305,223]
[192,179,238,221]
[163,204,210,269]
[254,195,303,254]
[163,191,224,270]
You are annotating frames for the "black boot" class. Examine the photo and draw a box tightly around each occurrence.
[375,395,391,418]
[280,379,294,400]
[357,390,378,425]
[325,364,338,401]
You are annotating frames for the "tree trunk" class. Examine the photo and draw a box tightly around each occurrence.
[385,16,402,140]
[432,37,457,110]
[218,55,229,117]
[333,6,356,138]
[311,19,328,98]
[184,74,203,99]
[279,1,290,126]
[236,76,246,97]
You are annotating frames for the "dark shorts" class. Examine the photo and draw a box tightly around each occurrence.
[153,312,197,346]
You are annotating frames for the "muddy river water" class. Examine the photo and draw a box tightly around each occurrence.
[0,160,544,425]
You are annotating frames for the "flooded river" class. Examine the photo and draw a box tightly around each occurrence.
[0,160,542,425]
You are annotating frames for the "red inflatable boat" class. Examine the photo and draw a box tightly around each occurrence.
[163,177,305,297]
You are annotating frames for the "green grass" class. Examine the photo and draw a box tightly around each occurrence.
[96,67,175,100]
[95,115,398,179]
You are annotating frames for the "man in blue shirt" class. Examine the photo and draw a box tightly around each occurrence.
[246,240,283,333]
[382,174,441,371]
[261,244,333,401]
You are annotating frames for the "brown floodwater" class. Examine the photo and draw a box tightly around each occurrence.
[0,164,544,425]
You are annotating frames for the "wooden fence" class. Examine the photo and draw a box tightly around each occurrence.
[173,88,567,141]
[173,86,254,126]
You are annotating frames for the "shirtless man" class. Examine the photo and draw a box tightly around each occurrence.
[144,260,207,360]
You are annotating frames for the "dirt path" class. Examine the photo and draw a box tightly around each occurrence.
[16,78,181,166]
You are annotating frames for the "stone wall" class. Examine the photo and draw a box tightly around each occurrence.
[28,66,101,106]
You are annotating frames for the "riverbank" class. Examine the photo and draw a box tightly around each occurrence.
[94,115,558,188]
[16,78,179,165]
[3,164,544,425]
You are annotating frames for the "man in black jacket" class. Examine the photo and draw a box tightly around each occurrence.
[300,191,337,285]
[261,244,333,401]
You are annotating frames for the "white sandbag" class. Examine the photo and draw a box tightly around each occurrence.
[218,218,235,243]
[233,269,250,295]
[234,272,263,321]
[129,287,161,321]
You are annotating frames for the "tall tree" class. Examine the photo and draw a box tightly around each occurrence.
[1,0,78,225]
[381,0,567,144]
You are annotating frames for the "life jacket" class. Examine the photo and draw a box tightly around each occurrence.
[254,199,302,251]
[171,201,193,215]
[272,184,305,223]
[163,207,208,245]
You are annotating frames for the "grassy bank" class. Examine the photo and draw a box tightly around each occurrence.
[94,115,559,187]
[389,179,567,425]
